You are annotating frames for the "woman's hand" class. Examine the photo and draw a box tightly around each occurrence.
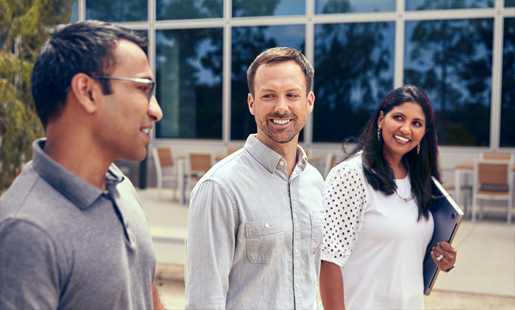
[431,241,457,271]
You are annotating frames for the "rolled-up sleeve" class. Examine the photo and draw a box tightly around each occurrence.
[185,179,238,309]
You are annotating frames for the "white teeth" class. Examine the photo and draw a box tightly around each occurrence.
[141,129,150,134]
[394,135,409,142]
[273,119,291,125]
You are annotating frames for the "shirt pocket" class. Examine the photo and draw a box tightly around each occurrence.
[310,211,324,255]
[245,218,285,264]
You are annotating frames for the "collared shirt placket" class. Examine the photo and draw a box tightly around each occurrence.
[290,165,303,309]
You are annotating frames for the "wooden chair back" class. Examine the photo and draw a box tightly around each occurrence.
[480,152,513,161]
[156,147,174,168]
[189,153,212,173]
[227,147,241,155]
[478,162,509,186]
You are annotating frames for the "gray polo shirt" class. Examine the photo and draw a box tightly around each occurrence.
[0,139,156,310]
[185,134,325,309]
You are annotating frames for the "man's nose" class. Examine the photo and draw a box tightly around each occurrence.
[274,96,289,114]
[148,96,163,122]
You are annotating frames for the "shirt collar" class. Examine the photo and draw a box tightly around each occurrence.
[31,138,124,210]
[244,134,308,174]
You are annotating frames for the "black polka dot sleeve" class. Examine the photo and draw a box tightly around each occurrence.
[321,165,367,267]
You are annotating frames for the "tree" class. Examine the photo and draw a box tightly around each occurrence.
[0,0,75,193]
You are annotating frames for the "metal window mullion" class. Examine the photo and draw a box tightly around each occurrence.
[78,0,86,21]
[394,0,406,88]
[223,0,233,144]
[304,0,315,147]
[489,1,505,150]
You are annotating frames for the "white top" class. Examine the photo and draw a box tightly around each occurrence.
[321,153,434,310]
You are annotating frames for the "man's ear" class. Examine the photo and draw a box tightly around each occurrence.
[306,91,314,114]
[248,93,255,115]
[69,73,100,114]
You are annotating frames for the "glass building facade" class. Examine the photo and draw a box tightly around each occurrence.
[73,0,514,149]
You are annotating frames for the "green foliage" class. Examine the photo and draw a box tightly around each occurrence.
[0,0,75,192]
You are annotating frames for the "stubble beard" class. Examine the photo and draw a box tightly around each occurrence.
[256,114,305,144]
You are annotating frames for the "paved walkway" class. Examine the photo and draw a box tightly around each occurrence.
[137,188,515,310]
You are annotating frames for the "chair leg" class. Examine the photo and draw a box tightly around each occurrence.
[472,193,477,224]
[157,176,162,201]
[463,189,469,217]
[479,200,484,220]
[508,197,512,225]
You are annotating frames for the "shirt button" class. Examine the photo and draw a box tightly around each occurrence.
[264,223,269,228]
[295,284,299,289]
[295,248,299,254]
[293,213,297,219]
[279,161,284,166]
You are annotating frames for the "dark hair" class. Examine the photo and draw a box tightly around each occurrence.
[247,47,314,97]
[345,84,441,220]
[31,20,147,129]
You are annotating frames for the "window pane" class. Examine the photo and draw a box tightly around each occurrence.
[404,19,493,146]
[506,0,515,7]
[500,17,515,147]
[70,1,79,23]
[156,28,223,139]
[406,0,493,11]
[232,0,305,17]
[157,0,223,20]
[231,25,305,140]
[313,22,395,143]
[316,0,395,14]
[86,0,147,22]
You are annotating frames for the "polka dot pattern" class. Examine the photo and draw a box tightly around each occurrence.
[321,164,367,266]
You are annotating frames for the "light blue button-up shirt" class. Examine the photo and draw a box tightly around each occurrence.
[185,134,325,309]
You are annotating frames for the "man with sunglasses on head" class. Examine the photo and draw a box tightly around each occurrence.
[0,20,164,309]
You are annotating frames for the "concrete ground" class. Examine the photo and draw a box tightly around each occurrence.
[138,188,515,310]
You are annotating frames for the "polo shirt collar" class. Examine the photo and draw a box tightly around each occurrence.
[244,134,308,174]
[31,138,123,210]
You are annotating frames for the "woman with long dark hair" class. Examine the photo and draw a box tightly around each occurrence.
[319,85,457,309]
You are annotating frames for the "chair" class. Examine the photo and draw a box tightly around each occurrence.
[227,147,241,155]
[323,153,337,178]
[480,152,514,161]
[443,184,473,216]
[471,158,514,224]
[185,153,214,193]
[152,147,180,201]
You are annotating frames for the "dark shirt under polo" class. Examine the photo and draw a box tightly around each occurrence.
[0,139,156,309]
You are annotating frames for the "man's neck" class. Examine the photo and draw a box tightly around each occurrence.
[43,132,111,190]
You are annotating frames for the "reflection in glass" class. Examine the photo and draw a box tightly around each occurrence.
[316,0,395,14]
[70,1,78,23]
[500,18,515,147]
[406,0,493,11]
[232,0,305,17]
[404,19,493,146]
[157,0,223,20]
[156,28,223,139]
[231,25,305,140]
[86,0,147,22]
[313,22,395,143]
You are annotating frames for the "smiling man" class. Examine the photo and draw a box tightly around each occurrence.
[185,47,325,309]
[0,21,164,309]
